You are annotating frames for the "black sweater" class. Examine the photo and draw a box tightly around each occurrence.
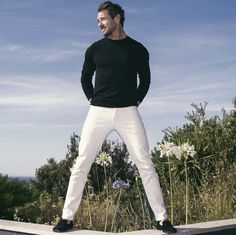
[81,36,151,107]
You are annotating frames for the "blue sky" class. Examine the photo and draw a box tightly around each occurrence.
[0,0,235,176]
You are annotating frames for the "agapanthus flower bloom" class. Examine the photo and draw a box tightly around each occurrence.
[157,141,175,158]
[172,145,182,160]
[112,180,131,190]
[157,141,196,160]
[95,152,112,167]
[179,143,197,159]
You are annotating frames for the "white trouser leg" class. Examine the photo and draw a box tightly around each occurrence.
[115,106,168,221]
[62,106,113,220]
[62,105,167,221]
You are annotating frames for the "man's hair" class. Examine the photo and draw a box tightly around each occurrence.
[98,1,125,27]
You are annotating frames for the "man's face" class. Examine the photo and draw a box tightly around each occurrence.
[97,10,117,37]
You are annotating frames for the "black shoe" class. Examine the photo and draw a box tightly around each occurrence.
[53,219,73,233]
[153,220,177,234]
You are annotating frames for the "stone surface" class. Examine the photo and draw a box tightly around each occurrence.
[0,219,236,235]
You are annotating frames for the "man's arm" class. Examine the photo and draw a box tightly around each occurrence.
[81,47,96,101]
[136,47,151,104]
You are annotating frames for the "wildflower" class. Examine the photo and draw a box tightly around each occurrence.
[179,143,196,159]
[157,141,196,160]
[172,145,182,160]
[95,152,112,167]
[112,180,131,190]
[157,141,175,157]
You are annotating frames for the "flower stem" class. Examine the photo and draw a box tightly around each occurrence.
[104,165,109,232]
[185,159,189,224]
[96,165,100,196]
[168,156,174,224]
[111,189,122,232]
[136,180,145,228]
[85,185,93,229]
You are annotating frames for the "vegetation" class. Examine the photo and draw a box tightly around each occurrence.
[1,97,236,232]
[0,175,33,220]
[152,98,236,225]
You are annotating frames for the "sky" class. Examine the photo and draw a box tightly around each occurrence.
[0,0,235,177]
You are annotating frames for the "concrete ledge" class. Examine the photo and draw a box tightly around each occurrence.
[0,219,236,235]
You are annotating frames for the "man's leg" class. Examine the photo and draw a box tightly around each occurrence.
[62,106,113,220]
[115,106,167,221]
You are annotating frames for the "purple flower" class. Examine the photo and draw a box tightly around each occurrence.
[112,180,131,190]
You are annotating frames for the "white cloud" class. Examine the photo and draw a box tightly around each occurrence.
[0,122,36,129]
[125,5,160,14]
[143,68,235,116]
[0,39,88,64]
[0,43,24,52]
[0,74,87,109]
[0,80,41,89]
[0,94,79,107]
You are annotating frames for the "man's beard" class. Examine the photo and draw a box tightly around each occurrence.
[101,25,114,37]
[103,29,112,37]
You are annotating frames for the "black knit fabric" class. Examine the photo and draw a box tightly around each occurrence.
[81,36,151,107]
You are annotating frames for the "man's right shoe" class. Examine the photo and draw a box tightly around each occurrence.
[53,219,73,233]
[152,220,177,234]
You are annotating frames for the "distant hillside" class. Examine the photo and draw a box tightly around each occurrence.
[10,176,35,184]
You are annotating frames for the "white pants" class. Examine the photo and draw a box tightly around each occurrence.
[62,105,167,221]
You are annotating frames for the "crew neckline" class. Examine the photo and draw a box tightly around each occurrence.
[105,36,129,42]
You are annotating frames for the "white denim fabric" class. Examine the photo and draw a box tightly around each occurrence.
[62,105,168,221]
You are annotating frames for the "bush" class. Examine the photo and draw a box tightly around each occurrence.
[0,174,33,219]
[152,98,236,225]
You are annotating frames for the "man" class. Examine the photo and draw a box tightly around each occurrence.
[53,1,176,234]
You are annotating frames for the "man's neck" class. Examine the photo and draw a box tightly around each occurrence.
[108,27,127,40]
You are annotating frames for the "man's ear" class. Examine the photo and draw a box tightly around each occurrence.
[114,14,121,25]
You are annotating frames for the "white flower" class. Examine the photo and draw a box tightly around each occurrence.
[157,141,175,157]
[179,143,197,159]
[172,145,182,160]
[157,141,196,160]
[95,152,112,167]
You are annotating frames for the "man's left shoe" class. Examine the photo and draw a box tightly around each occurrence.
[53,219,73,232]
[152,220,177,234]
